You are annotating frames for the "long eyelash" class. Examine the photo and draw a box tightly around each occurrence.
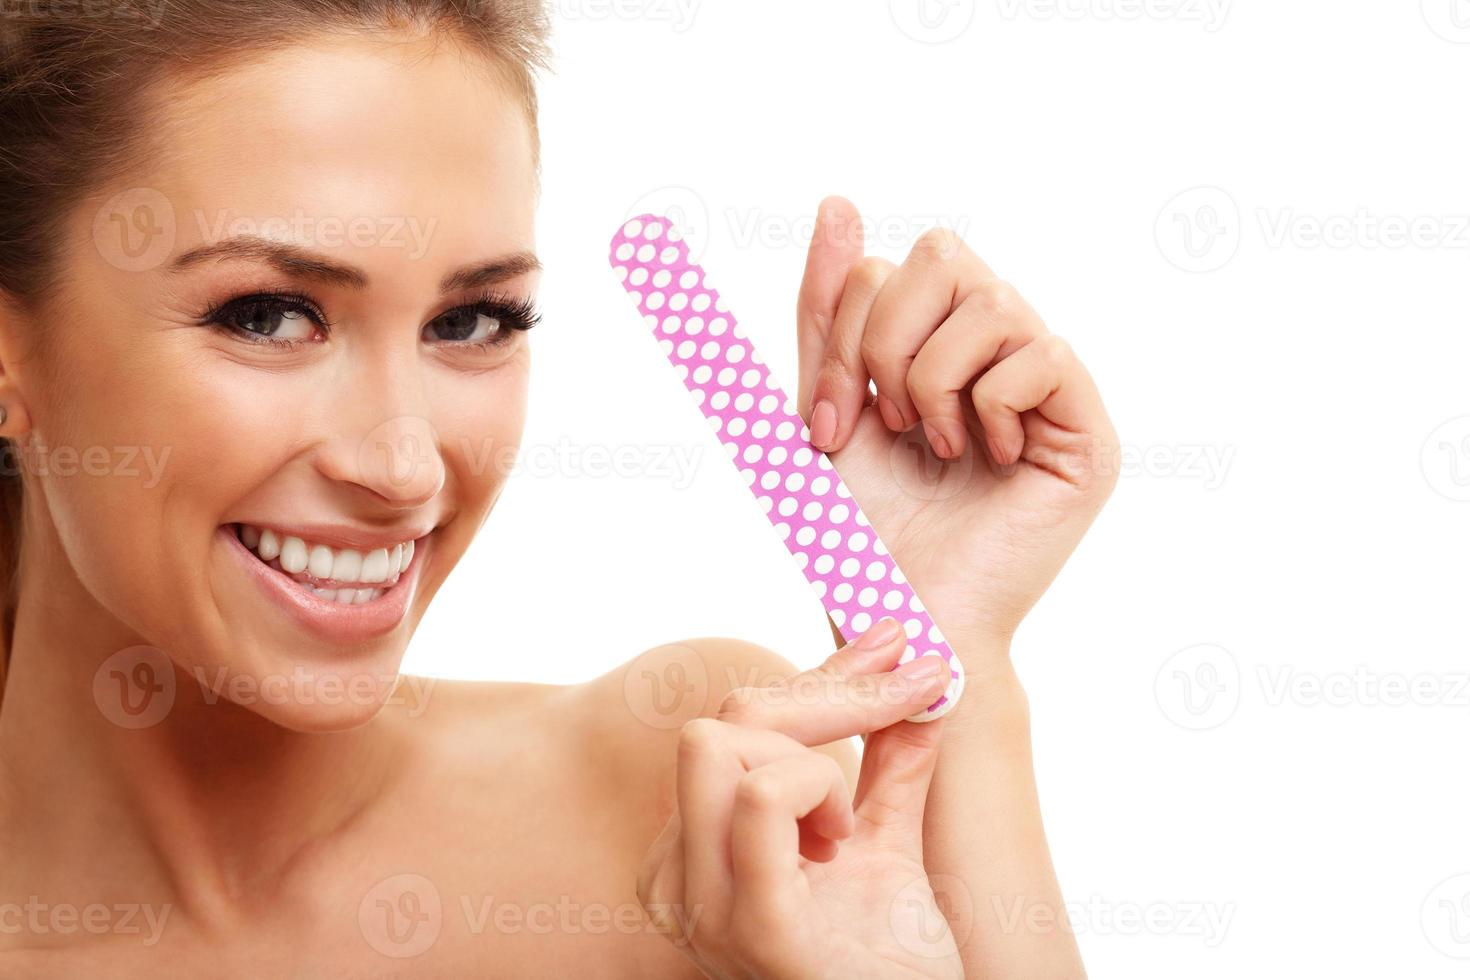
[444,289,542,347]
[197,291,329,348]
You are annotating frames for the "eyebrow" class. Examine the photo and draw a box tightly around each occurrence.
[168,236,542,293]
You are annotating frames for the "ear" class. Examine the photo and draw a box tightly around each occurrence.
[0,287,34,437]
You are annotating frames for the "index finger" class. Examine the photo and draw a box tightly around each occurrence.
[716,618,950,746]
[795,195,865,418]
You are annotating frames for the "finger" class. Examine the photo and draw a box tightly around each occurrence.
[851,710,946,850]
[969,334,1110,472]
[796,196,865,422]
[675,718,827,909]
[635,812,690,941]
[717,620,951,746]
[730,752,854,904]
[807,256,894,452]
[905,280,1048,461]
[860,228,996,433]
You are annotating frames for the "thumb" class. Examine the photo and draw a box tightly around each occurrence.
[851,717,945,852]
[795,195,865,420]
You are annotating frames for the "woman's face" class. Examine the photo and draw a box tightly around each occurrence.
[20,34,539,730]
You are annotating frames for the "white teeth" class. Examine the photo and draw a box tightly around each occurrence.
[331,549,363,582]
[238,523,419,593]
[308,544,335,579]
[362,548,391,584]
[279,536,308,574]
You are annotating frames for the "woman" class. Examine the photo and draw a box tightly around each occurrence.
[0,2,1117,977]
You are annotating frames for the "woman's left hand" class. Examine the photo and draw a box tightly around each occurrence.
[794,196,1119,663]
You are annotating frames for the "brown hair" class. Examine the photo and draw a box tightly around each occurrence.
[0,0,553,704]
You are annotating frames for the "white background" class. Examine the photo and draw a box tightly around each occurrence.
[404,2,1470,976]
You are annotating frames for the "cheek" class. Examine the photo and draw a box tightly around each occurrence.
[432,355,530,509]
[31,335,273,619]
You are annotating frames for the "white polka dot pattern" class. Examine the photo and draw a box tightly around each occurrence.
[608,214,963,721]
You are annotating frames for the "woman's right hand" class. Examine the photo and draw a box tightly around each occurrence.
[635,621,965,980]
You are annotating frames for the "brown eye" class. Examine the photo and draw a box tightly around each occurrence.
[206,295,325,344]
[425,308,501,344]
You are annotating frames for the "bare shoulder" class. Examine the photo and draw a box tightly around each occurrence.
[575,637,861,835]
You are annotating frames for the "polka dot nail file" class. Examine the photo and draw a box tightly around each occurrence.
[608,214,963,722]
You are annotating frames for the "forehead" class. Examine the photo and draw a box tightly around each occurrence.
[141,34,537,271]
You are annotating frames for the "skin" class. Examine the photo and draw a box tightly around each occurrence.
[0,27,1116,980]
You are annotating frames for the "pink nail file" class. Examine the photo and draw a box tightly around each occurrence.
[607,214,964,722]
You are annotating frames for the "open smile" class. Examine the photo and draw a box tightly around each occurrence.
[221,522,429,642]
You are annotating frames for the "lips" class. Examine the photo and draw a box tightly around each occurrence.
[236,523,416,604]
[222,523,427,642]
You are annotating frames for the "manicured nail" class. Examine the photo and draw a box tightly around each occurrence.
[921,420,951,459]
[987,431,1015,466]
[877,395,904,431]
[811,399,838,450]
[854,617,902,650]
[894,655,947,685]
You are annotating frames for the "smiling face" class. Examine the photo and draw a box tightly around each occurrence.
[12,32,539,730]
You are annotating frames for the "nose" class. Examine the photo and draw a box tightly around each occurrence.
[316,406,446,512]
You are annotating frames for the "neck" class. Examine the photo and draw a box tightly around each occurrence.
[0,532,398,922]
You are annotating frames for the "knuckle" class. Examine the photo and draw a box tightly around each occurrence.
[817,343,861,390]
[905,362,939,409]
[970,380,1001,414]
[735,768,785,814]
[847,254,895,295]
[1038,333,1073,365]
[858,329,896,369]
[912,226,965,264]
[677,716,726,761]
[970,278,1023,318]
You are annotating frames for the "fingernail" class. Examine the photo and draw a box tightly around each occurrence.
[854,617,902,650]
[811,399,838,450]
[894,655,946,685]
[877,395,904,431]
[921,421,951,459]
